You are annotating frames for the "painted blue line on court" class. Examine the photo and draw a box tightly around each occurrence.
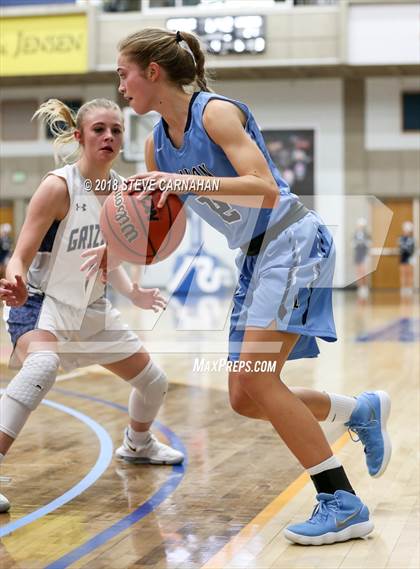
[43,387,187,569]
[0,393,113,538]
[356,317,420,343]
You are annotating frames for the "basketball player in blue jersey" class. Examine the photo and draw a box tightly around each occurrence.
[96,27,396,545]
[0,98,184,514]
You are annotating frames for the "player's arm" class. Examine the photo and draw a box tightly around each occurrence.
[2,176,69,304]
[145,133,158,171]
[201,100,279,207]
[106,266,135,296]
[135,105,278,209]
[107,265,166,312]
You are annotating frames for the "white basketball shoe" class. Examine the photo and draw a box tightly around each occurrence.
[0,492,10,513]
[115,428,184,465]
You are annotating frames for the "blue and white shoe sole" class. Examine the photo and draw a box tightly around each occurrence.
[372,390,392,478]
[284,520,374,545]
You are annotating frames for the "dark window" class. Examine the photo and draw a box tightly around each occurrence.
[150,0,175,6]
[402,92,420,132]
[294,0,338,5]
[149,0,200,6]
[44,99,82,139]
[103,0,141,11]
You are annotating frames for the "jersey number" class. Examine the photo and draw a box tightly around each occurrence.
[196,196,241,224]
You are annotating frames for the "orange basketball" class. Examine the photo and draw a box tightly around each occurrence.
[100,188,186,265]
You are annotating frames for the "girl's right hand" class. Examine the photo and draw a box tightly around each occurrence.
[0,275,28,307]
[81,244,121,283]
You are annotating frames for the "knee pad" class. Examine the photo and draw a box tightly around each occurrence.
[128,360,168,423]
[5,351,60,411]
[0,393,31,439]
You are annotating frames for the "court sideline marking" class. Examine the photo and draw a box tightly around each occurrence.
[0,380,187,568]
[43,388,188,569]
[0,393,114,538]
[2,373,346,567]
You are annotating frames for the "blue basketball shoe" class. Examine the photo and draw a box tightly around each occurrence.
[284,490,373,545]
[346,390,391,478]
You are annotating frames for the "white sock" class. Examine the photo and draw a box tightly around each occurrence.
[325,393,357,423]
[307,455,341,476]
[128,426,150,446]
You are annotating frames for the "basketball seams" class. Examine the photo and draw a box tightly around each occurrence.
[158,195,183,257]
[130,194,158,262]
[100,203,146,263]
[157,196,174,256]
[100,191,186,266]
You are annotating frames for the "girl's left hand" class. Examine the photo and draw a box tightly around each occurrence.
[126,171,176,208]
[128,283,167,312]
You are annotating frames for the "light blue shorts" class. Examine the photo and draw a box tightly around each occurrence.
[229,211,337,361]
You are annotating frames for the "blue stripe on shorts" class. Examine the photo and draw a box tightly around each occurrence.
[6,293,44,347]
[229,213,337,362]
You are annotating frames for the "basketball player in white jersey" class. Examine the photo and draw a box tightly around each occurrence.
[108,28,392,545]
[0,98,184,513]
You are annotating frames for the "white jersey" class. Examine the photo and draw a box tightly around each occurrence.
[27,163,122,309]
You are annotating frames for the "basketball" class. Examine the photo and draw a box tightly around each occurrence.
[99,187,186,265]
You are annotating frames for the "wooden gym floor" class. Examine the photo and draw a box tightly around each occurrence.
[0,290,418,569]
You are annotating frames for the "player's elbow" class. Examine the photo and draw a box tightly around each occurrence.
[262,183,279,209]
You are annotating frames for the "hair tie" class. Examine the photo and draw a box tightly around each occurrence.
[175,30,196,67]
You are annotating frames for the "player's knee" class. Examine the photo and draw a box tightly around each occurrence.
[128,360,168,423]
[0,351,59,440]
[229,390,250,416]
[235,368,258,395]
[229,372,252,416]
[5,351,60,411]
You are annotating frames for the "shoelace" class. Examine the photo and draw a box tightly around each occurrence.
[309,498,338,523]
[347,420,379,453]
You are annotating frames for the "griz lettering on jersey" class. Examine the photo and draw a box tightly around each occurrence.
[113,189,139,243]
[67,224,104,252]
[179,163,241,224]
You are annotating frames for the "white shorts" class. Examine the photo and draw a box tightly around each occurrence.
[4,294,142,371]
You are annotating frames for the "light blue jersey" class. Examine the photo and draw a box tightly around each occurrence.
[153,91,337,361]
[153,91,301,250]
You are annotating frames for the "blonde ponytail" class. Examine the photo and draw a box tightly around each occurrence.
[33,99,78,163]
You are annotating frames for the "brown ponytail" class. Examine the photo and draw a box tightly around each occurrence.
[178,30,212,92]
[118,27,213,92]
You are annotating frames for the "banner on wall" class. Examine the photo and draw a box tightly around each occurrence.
[0,13,87,76]
[262,129,315,197]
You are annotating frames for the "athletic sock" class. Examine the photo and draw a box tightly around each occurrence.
[128,426,151,446]
[325,393,357,423]
[308,456,355,495]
